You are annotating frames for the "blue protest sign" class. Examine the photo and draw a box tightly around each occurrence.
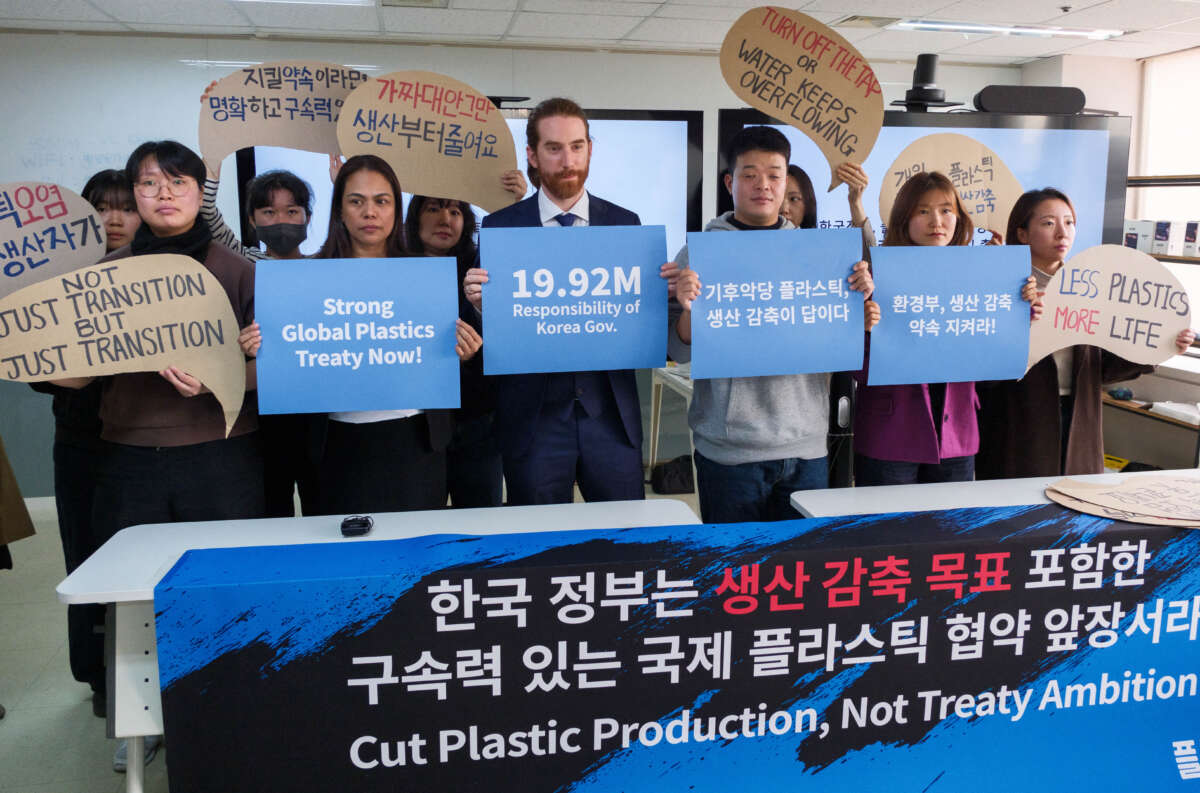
[868,245,1030,386]
[480,226,668,375]
[256,257,460,413]
[688,228,865,379]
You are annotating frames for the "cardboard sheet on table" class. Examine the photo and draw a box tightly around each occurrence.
[1046,476,1200,523]
[1045,486,1200,528]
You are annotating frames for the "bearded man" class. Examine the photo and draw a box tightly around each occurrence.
[463,97,645,505]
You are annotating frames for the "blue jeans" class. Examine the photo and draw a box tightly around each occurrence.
[854,453,975,486]
[694,450,828,524]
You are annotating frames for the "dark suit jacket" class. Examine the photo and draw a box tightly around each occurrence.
[481,191,643,458]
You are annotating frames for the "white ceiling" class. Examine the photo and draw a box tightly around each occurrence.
[3,0,1200,64]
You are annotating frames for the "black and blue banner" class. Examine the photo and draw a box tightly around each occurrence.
[154,505,1200,791]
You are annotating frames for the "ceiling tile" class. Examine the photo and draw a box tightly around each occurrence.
[237,4,379,31]
[1150,17,1200,34]
[851,28,991,51]
[803,0,953,17]
[503,35,624,46]
[0,0,112,21]
[380,7,513,36]
[941,33,1090,56]
[656,4,751,21]
[124,22,252,34]
[1066,33,1200,57]
[0,17,129,30]
[828,26,896,43]
[927,0,1109,25]
[522,0,657,14]
[657,0,777,7]
[508,11,642,38]
[84,0,249,26]
[1048,0,1200,31]
[625,16,729,43]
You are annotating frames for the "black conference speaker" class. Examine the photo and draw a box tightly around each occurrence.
[973,85,1087,115]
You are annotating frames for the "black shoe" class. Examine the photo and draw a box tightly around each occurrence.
[92,689,107,719]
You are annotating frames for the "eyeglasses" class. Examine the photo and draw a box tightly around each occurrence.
[133,176,195,198]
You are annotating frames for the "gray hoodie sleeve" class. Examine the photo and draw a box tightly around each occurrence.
[666,242,691,363]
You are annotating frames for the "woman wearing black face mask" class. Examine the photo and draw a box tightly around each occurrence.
[204,169,321,517]
[202,169,314,261]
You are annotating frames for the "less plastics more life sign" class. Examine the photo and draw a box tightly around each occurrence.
[198,61,371,173]
[337,71,520,213]
[0,182,105,299]
[0,254,246,435]
[879,134,1024,234]
[254,256,460,414]
[720,6,884,189]
[1029,244,1192,370]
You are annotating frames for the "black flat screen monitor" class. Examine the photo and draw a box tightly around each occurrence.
[717,109,1132,249]
[235,109,703,258]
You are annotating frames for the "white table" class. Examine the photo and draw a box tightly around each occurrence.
[790,468,1200,518]
[56,498,700,793]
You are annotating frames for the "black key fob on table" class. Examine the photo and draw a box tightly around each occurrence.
[340,514,373,537]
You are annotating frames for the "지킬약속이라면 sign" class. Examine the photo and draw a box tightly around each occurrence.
[720,6,884,190]
[0,254,246,435]
[198,60,371,173]
[0,182,105,299]
[1029,244,1192,371]
[337,70,520,213]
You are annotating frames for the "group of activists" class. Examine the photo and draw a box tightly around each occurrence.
[29,95,1195,766]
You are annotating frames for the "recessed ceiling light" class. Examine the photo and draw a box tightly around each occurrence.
[890,19,1124,40]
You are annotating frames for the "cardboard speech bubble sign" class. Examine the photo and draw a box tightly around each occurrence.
[1029,244,1191,370]
[337,70,519,213]
[0,182,105,300]
[720,7,883,190]
[0,254,246,435]
[879,133,1023,233]
[198,61,371,173]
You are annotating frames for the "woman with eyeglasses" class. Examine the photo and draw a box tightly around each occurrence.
[51,140,264,537]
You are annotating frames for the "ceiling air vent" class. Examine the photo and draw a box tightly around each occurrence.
[831,15,900,29]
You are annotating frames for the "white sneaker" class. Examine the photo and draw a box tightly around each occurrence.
[113,735,162,773]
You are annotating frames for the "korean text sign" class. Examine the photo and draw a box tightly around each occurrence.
[0,182,105,299]
[868,245,1030,385]
[337,70,519,213]
[687,227,865,379]
[480,226,668,375]
[155,504,1200,791]
[198,61,370,172]
[255,257,459,413]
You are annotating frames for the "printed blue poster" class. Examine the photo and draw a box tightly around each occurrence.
[688,228,865,379]
[255,257,460,413]
[868,245,1031,386]
[480,226,668,375]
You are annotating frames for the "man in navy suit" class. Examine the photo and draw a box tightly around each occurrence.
[464,97,644,505]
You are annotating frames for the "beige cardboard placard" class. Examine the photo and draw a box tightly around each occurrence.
[720,7,883,189]
[0,255,246,435]
[198,61,371,173]
[1045,486,1200,528]
[1048,476,1200,523]
[337,71,518,213]
[1029,244,1191,370]
[0,182,105,300]
[878,134,1022,233]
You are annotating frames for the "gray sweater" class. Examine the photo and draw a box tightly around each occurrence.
[668,212,830,465]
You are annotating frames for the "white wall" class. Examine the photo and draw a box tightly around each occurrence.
[0,31,1017,225]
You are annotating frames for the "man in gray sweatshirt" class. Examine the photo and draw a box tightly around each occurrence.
[661,126,876,523]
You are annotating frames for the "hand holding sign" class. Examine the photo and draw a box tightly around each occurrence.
[1029,244,1192,370]
[198,60,370,174]
[0,183,105,299]
[720,7,884,190]
[0,254,246,435]
[880,134,1023,234]
[337,71,519,213]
